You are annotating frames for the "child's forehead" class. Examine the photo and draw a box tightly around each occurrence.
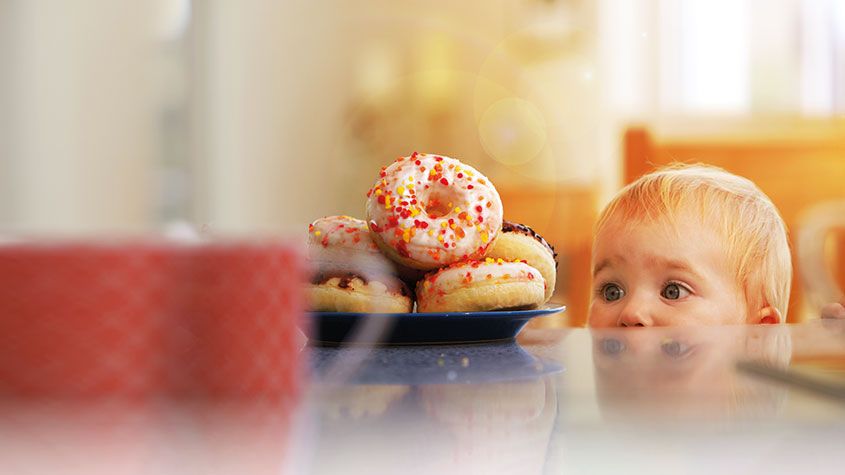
[592,217,738,289]
[598,211,707,238]
[594,212,731,262]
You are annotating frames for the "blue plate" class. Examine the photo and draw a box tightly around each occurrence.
[305,304,565,345]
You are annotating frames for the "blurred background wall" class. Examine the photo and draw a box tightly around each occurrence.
[1,0,844,325]
[1,1,158,233]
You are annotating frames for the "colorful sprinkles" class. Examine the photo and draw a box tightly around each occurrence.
[416,259,544,308]
[366,152,502,267]
[308,215,378,251]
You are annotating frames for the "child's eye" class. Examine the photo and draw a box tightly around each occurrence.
[660,339,693,359]
[661,282,690,300]
[601,283,625,302]
[601,338,627,356]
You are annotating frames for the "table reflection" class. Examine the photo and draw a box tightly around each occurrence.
[7,324,845,474]
[307,343,561,474]
[302,323,845,474]
[591,325,792,422]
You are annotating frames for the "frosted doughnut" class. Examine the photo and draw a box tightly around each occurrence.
[366,152,504,271]
[307,216,412,312]
[415,259,544,313]
[308,215,396,277]
[309,274,412,313]
[486,221,557,302]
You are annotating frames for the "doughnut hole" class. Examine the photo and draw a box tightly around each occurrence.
[423,184,463,219]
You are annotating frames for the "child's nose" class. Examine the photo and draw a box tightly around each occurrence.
[616,295,655,327]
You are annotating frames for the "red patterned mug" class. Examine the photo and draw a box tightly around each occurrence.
[0,240,307,401]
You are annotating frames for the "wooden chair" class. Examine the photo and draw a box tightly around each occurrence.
[623,119,845,322]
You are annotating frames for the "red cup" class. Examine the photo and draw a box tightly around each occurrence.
[0,239,307,475]
[171,241,308,402]
[0,242,179,398]
[0,240,308,402]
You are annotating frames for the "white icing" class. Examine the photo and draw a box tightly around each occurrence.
[366,153,503,267]
[419,260,541,295]
[307,215,396,275]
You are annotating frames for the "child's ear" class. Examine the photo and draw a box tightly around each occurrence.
[752,306,781,325]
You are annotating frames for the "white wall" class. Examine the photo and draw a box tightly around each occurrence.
[0,1,13,227]
[2,0,841,235]
[191,0,348,235]
[2,0,160,235]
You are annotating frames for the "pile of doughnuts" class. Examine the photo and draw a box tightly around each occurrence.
[307,152,557,313]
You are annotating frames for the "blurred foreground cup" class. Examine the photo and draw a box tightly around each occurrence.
[174,241,308,401]
[0,242,178,398]
[0,240,308,402]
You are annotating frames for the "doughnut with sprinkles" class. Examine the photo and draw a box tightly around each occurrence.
[415,258,545,312]
[366,152,504,271]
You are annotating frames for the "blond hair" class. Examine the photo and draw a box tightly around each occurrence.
[595,163,792,320]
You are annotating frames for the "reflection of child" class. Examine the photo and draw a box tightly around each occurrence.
[589,164,792,327]
[822,300,845,319]
[591,324,791,420]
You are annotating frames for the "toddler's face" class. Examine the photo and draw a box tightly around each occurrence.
[588,216,748,327]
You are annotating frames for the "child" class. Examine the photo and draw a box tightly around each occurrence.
[588,163,792,327]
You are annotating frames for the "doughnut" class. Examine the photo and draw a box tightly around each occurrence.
[366,152,504,271]
[307,214,423,285]
[308,215,395,277]
[416,259,544,313]
[309,273,412,313]
[485,221,557,302]
[307,216,412,312]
